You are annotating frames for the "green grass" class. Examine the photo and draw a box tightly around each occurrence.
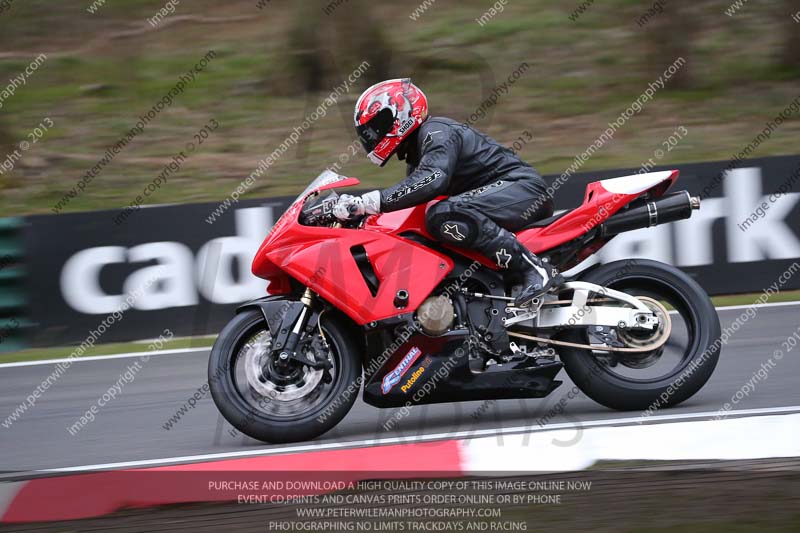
[712,289,800,307]
[0,336,216,365]
[0,0,798,215]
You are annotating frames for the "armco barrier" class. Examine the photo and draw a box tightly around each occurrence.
[20,155,800,347]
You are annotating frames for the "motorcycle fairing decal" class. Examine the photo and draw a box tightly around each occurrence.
[381,346,423,394]
[401,356,433,393]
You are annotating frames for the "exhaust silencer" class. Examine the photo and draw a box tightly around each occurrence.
[600,191,700,238]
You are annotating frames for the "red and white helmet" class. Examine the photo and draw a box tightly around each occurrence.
[354,78,428,166]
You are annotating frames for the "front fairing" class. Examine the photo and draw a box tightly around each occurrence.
[252,172,360,280]
[250,173,453,325]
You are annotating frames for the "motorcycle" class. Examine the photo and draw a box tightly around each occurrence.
[209,169,721,443]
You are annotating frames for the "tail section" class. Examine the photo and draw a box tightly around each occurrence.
[517,170,681,255]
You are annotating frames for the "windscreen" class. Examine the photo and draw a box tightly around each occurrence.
[293,170,350,205]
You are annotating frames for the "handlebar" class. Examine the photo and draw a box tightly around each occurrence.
[299,193,367,227]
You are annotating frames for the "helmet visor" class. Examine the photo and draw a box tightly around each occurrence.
[356,108,395,154]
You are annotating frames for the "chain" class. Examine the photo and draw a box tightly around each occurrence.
[508,297,672,353]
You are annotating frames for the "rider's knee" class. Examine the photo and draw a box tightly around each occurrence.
[426,200,478,246]
[425,198,454,227]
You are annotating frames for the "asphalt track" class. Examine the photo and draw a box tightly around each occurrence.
[1,303,798,473]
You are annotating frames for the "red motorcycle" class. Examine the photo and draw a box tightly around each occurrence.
[209,169,721,443]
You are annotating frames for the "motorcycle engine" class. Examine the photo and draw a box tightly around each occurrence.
[416,295,455,336]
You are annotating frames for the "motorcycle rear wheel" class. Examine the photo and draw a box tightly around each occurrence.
[557,259,721,411]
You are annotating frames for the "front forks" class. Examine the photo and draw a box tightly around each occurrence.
[275,219,337,362]
[277,288,315,362]
[268,288,332,376]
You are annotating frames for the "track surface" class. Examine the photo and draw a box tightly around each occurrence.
[1,304,798,472]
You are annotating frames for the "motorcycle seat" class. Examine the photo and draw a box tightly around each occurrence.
[519,209,571,229]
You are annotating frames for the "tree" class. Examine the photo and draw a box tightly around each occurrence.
[277,0,392,95]
[641,3,698,89]
[779,0,800,73]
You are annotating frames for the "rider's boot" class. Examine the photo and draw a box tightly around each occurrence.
[514,249,563,307]
[476,227,563,307]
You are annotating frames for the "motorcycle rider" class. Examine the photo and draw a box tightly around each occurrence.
[333,78,562,306]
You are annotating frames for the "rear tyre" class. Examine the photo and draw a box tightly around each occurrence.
[558,259,721,411]
[209,308,361,443]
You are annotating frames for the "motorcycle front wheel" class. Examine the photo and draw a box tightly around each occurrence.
[209,308,361,443]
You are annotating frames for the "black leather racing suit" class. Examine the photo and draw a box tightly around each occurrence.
[379,117,554,275]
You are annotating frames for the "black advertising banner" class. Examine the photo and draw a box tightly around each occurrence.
[24,197,293,346]
[23,155,800,346]
[562,155,800,295]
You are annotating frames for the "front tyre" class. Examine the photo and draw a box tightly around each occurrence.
[558,259,721,411]
[209,308,361,443]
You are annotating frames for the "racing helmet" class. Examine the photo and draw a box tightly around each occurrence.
[353,78,428,166]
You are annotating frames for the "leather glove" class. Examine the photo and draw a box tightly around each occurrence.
[333,191,381,221]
